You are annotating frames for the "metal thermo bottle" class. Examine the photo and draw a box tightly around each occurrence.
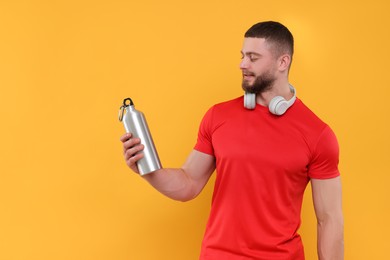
[119,98,162,175]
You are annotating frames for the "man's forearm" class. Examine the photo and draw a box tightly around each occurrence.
[317,217,344,260]
[131,150,214,202]
[142,168,197,202]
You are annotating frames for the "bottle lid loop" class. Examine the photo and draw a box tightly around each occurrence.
[118,105,125,122]
[119,98,134,122]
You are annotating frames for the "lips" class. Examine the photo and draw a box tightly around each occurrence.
[242,71,255,81]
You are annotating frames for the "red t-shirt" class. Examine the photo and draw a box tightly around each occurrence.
[194,97,340,260]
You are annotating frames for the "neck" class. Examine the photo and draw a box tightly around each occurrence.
[256,80,293,107]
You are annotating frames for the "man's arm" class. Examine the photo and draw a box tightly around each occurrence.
[120,133,215,201]
[311,177,344,260]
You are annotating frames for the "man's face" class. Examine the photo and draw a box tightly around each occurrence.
[240,37,278,94]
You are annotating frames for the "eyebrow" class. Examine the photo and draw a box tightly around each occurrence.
[240,51,261,57]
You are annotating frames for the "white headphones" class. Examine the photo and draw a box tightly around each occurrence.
[244,85,297,115]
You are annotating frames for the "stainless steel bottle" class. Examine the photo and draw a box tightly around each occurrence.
[119,98,162,175]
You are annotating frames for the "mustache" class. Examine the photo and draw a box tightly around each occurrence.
[242,70,255,76]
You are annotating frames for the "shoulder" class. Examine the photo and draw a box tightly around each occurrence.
[292,99,340,178]
[198,96,245,134]
[202,96,244,119]
[290,98,339,152]
[292,98,324,122]
[212,96,243,111]
[290,98,330,133]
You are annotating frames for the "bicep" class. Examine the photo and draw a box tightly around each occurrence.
[182,149,215,195]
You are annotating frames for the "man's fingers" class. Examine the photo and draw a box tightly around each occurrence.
[120,133,132,142]
[122,136,142,152]
[124,144,144,160]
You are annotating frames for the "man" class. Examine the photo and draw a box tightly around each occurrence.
[120,21,344,260]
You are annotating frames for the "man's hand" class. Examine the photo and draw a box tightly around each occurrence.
[120,133,145,174]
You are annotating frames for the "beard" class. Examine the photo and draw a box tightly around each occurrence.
[241,71,276,94]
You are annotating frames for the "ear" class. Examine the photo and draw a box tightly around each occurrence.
[278,54,291,72]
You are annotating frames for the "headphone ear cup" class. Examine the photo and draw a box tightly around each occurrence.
[269,96,288,115]
[244,92,256,110]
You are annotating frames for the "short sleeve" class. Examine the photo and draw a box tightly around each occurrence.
[194,106,215,156]
[308,125,340,179]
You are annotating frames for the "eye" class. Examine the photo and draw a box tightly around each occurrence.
[249,56,258,62]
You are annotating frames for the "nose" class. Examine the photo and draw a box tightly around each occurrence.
[240,57,249,70]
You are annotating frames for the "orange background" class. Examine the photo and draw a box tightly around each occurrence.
[1,0,389,259]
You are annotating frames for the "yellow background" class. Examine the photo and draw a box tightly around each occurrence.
[0,0,389,259]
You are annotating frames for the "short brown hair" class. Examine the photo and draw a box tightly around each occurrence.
[245,21,294,59]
